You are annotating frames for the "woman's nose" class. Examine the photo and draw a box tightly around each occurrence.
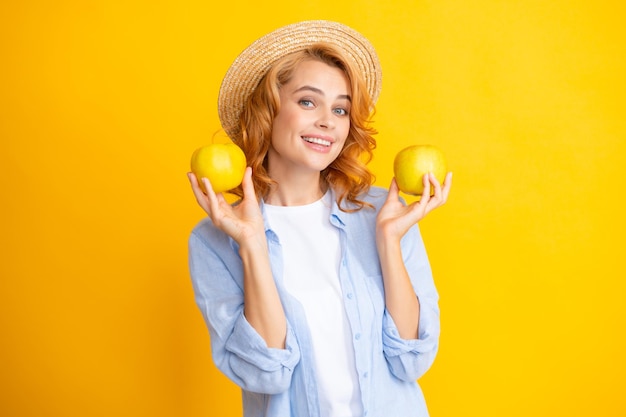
[315,109,335,129]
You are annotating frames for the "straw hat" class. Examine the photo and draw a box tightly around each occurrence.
[217,20,382,140]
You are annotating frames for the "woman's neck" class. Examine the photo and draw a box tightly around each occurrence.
[264,174,327,207]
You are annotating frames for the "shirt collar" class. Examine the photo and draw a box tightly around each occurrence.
[328,187,347,228]
[259,187,348,231]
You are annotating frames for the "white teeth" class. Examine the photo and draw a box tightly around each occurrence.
[302,136,331,146]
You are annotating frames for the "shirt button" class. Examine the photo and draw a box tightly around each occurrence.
[355,333,361,340]
[346,293,353,299]
[363,372,369,378]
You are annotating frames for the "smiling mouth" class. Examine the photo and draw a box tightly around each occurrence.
[302,136,331,147]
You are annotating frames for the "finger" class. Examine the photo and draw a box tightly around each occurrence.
[418,173,431,206]
[424,172,452,214]
[386,177,400,203]
[189,172,210,198]
[423,172,445,213]
[187,171,200,191]
[204,177,234,224]
[188,172,211,212]
[203,177,222,216]
[429,172,443,202]
[441,172,453,202]
[240,167,257,202]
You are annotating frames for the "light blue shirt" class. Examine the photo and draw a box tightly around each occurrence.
[188,186,440,417]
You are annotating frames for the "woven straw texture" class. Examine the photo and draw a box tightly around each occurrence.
[217,20,382,140]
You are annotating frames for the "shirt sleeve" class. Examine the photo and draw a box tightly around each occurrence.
[188,222,301,394]
[382,223,440,382]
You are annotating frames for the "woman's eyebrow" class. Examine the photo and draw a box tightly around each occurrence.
[293,85,352,102]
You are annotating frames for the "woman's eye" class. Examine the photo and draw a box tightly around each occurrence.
[333,107,348,116]
[299,99,314,107]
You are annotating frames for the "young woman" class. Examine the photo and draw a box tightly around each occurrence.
[187,20,452,417]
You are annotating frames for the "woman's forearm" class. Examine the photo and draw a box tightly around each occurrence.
[239,238,287,349]
[377,238,420,340]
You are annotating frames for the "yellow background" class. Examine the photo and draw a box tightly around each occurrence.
[2,1,625,416]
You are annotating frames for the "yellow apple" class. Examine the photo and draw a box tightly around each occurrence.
[190,143,246,193]
[393,144,447,196]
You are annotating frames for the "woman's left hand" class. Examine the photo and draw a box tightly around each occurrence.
[376,172,453,242]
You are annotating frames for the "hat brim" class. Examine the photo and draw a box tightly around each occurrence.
[217,20,382,140]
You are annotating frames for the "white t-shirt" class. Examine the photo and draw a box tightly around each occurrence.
[264,191,363,417]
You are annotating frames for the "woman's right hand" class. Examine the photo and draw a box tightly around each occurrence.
[189,168,286,348]
[188,167,266,246]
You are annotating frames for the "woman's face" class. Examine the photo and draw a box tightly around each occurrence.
[267,59,351,179]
